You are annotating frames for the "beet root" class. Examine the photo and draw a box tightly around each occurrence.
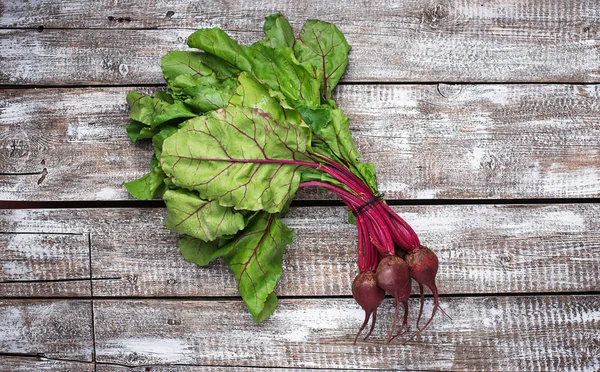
[405,246,447,331]
[375,255,411,342]
[351,271,385,344]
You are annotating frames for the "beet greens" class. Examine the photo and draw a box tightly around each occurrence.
[124,13,443,341]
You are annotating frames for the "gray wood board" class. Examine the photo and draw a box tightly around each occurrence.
[2,0,600,85]
[0,357,94,372]
[0,300,93,361]
[92,296,600,370]
[0,231,91,297]
[2,84,600,201]
[1,205,598,297]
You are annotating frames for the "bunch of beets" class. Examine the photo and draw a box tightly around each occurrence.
[123,14,444,343]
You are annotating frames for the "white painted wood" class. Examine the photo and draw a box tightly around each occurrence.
[0,232,91,297]
[0,300,93,361]
[1,1,599,84]
[2,84,600,201]
[0,358,94,372]
[1,205,598,297]
[93,296,600,370]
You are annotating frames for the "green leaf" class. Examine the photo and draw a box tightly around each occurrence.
[250,43,321,108]
[161,105,312,213]
[187,29,254,71]
[294,20,351,100]
[161,50,240,86]
[152,101,197,128]
[260,14,294,48]
[299,106,359,163]
[179,235,235,267]
[183,81,238,113]
[163,188,246,241]
[187,27,320,108]
[223,212,292,323]
[229,72,286,121]
[353,161,379,195]
[126,91,196,128]
[321,108,360,162]
[254,292,278,323]
[152,126,178,159]
[126,121,155,142]
[123,156,166,200]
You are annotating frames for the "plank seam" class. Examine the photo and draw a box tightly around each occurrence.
[0,352,93,364]
[88,232,98,369]
[2,81,600,89]
[0,277,119,284]
[93,360,400,371]
[1,291,598,301]
[3,198,600,210]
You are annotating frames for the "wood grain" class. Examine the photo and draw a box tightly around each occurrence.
[2,84,600,201]
[1,205,598,297]
[2,0,600,84]
[93,296,600,370]
[0,357,94,372]
[0,300,93,362]
[0,232,91,297]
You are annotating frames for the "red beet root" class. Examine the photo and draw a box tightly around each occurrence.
[405,246,446,331]
[375,255,411,342]
[352,271,385,344]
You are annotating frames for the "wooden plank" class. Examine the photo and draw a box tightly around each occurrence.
[0,232,91,297]
[2,84,600,201]
[5,0,599,31]
[0,300,93,362]
[2,0,600,85]
[93,296,600,370]
[1,205,598,296]
[0,357,94,372]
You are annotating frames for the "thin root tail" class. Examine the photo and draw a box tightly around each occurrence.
[353,310,372,345]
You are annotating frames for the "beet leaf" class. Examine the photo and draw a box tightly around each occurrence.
[223,212,293,323]
[293,20,351,100]
[160,105,313,213]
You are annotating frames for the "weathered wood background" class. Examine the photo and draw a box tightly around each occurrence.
[1,1,599,371]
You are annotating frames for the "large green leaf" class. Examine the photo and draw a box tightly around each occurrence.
[161,105,313,213]
[179,235,238,267]
[126,91,197,128]
[294,20,351,100]
[161,50,240,86]
[298,106,359,163]
[260,13,295,48]
[123,156,166,200]
[163,188,246,241]
[223,212,292,323]
[229,72,285,121]
[125,120,155,142]
[187,27,320,109]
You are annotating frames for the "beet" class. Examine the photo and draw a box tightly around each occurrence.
[375,255,411,342]
[351,271,385,344]
[405,246,447,331]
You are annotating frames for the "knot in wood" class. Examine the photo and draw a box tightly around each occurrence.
[423,3,450,28]
[1,132,30,159]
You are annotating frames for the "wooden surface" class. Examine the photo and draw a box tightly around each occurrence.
[1,205,599,298]
[1,0,599,370]
[1,1,600,84]
[2,84,600,201]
